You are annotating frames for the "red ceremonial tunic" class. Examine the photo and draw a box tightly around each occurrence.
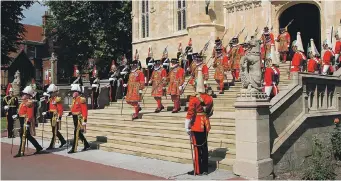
[189,63,209,85]
[186,93,213,132]
[71,96,88,119]
[151,67,167,97]
[277,32,290,52]
[126,70,145,103]
[322,49,334,66]
[212,45,227,58]
[261,33,275,59]
[49,96,63,117]
[290,52,306,72]
[307,58,320,73]
[228,45,244,70]
[167,66,185,96]
[213,55,229,81]
[18,100,34,122]
[263,67,280,95]
[335,40,341,55]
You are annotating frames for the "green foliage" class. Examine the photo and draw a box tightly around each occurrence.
[45,1,132,80]
[302,136,336,180]
[331,121,341,160]
[1,1,34,65]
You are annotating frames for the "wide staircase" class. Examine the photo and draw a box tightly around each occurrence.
[37,62,291,170]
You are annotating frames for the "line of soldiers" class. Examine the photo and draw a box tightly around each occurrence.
[2,82,90,157]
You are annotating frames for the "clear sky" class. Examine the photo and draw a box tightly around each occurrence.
[21,2,48,26]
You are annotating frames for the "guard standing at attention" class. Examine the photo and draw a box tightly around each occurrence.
[68,83,90,154]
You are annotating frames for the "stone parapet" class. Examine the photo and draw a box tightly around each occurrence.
[233,91,273,179]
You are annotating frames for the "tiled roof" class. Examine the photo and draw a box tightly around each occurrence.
[21,24,44,42]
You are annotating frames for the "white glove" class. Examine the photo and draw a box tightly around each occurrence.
[185,119,191,129]
[57,119,60,122]
[163,87,166,90]
[139,90,143,94]
[120,71,127,75]
[186,128,191,135]
[204,81,207,85]
[123,84,127,87]
[4,106,9,110]
[186,68,190,72]
[109,78,114,81]
[82,122,87,126]
[42,112,46,116]
[12,115,17,119]
[148,81,152,84]
[179,86,183,91]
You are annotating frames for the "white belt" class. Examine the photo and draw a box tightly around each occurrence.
[163,63,169,66]
[148,63,154,66]
[92,84,99,88]
[109,78,116,81]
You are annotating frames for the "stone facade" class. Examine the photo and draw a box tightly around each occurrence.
[132,0,341,68]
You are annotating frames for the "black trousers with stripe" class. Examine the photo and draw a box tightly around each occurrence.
[18,117,42,155]
[192,130,208,174]
[71,115,89,152]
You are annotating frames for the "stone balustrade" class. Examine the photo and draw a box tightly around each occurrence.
[269,72,341,175]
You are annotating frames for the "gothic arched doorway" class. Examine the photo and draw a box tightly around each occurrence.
[279,3,321,54]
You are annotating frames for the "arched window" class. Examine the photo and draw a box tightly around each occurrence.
[177,0,186,31]
[141,0,149,38]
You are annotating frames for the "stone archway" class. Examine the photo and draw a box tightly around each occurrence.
[277,2,321,53]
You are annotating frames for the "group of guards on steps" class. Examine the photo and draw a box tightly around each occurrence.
[3,21,341,176]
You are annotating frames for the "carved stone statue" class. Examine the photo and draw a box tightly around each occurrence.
[11,70,21,96]
[240,39,262,92]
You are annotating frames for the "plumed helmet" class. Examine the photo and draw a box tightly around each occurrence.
[47,84,58,93]
[70,84,82,92]
[22,86,35,97]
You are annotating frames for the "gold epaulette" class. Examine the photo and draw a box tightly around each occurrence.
[26,100,33,108]
[55,96,61,103]
[80,97,86,104]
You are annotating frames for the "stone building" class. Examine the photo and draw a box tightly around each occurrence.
[132,0,341,67]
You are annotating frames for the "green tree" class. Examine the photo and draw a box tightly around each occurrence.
[1,1,34,65]
[45,1,132,80]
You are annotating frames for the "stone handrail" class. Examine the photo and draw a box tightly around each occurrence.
[269,72,341,154]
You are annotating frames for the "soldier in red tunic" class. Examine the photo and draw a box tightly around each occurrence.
[68,84,90,154]
[149,59,167,113]
[212,37,227,59]
[167,58,185,113]
[276,27,291,63]
[185,66,213,176]
[188,53,209,90]
[261,26,275,65]
[228,37,244,83]
[14,86,43,157]
[307,39,321,74]
[263,63,280,99]
[321,39,335,75]
[290,32,307,77]
[213,47,229,94]
[43,84,66,150]
[124,60,145,120]
[334,27,341,70]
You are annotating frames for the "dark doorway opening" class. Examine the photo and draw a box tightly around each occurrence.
[279,3,321,54]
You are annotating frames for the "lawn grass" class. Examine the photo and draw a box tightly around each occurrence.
[1,117,7,131]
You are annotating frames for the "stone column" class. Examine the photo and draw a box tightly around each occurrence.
[233,91,273,179]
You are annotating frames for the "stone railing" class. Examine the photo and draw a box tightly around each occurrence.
[269,72,341,174]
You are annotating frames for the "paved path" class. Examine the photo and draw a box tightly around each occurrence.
[1,143,164,180]
[1,134,236,180]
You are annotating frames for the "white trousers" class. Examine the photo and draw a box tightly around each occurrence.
[322,65,330,75]
[264,86,272,97]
